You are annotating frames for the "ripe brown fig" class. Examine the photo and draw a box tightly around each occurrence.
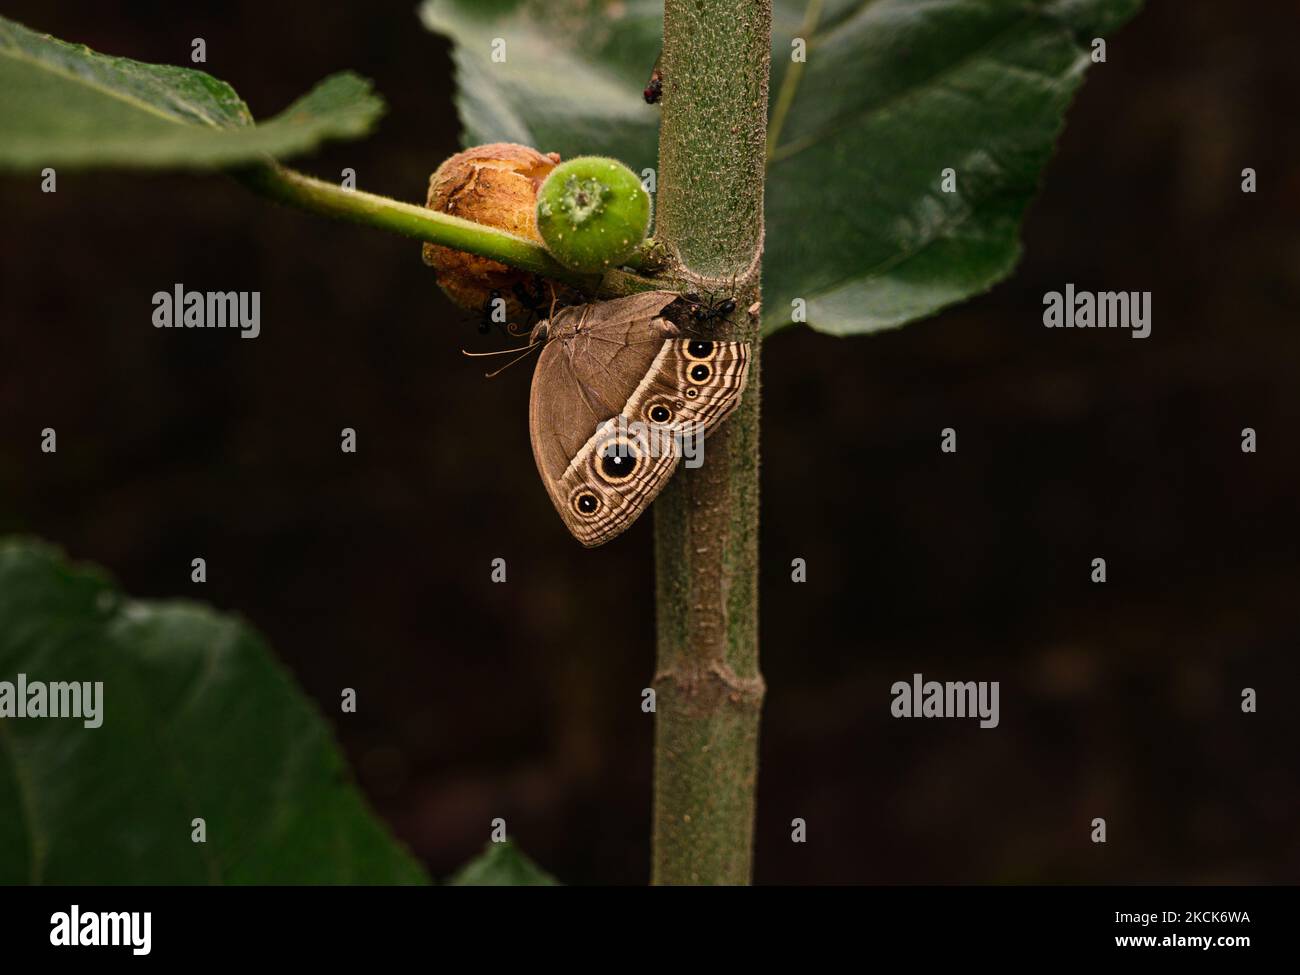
[421,142,562,316]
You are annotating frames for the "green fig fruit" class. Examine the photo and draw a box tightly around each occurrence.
[536,157,651,272]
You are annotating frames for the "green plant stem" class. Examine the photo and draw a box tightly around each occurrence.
[651,0,771,885]
[233,162,595,285]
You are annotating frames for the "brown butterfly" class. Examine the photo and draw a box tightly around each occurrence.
[524,290,750,546]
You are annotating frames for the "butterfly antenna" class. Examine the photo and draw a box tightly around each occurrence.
[480,340,541,379]
[461,342,536,357]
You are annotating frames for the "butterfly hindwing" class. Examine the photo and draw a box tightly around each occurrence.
[553,417,681,547]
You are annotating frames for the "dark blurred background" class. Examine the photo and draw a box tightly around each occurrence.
[1,1,1297,884]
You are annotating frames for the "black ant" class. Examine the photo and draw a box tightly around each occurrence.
[644,56,663,104]
[477,288,510,335]
[644,72,662,104]
[464,277,572,378]
[684,292,737,329]
[476,276,559,337]
[511,275,554,323]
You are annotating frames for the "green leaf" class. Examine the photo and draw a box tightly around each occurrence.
[0,539,427,884]
[420,0,662,184]
[447,841,559,885]
[0,15,384,170]
[421,0,1142,336]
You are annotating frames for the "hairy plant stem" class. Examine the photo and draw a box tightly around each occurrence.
[651,0,771,885]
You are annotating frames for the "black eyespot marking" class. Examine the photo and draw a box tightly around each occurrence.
[685,388,699,399]
[690,364,711,382]
[649,405,671,423]
[601,452,636,479]
[597,440,641,482]
[686,339,714,359]
[576,493,599,514]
